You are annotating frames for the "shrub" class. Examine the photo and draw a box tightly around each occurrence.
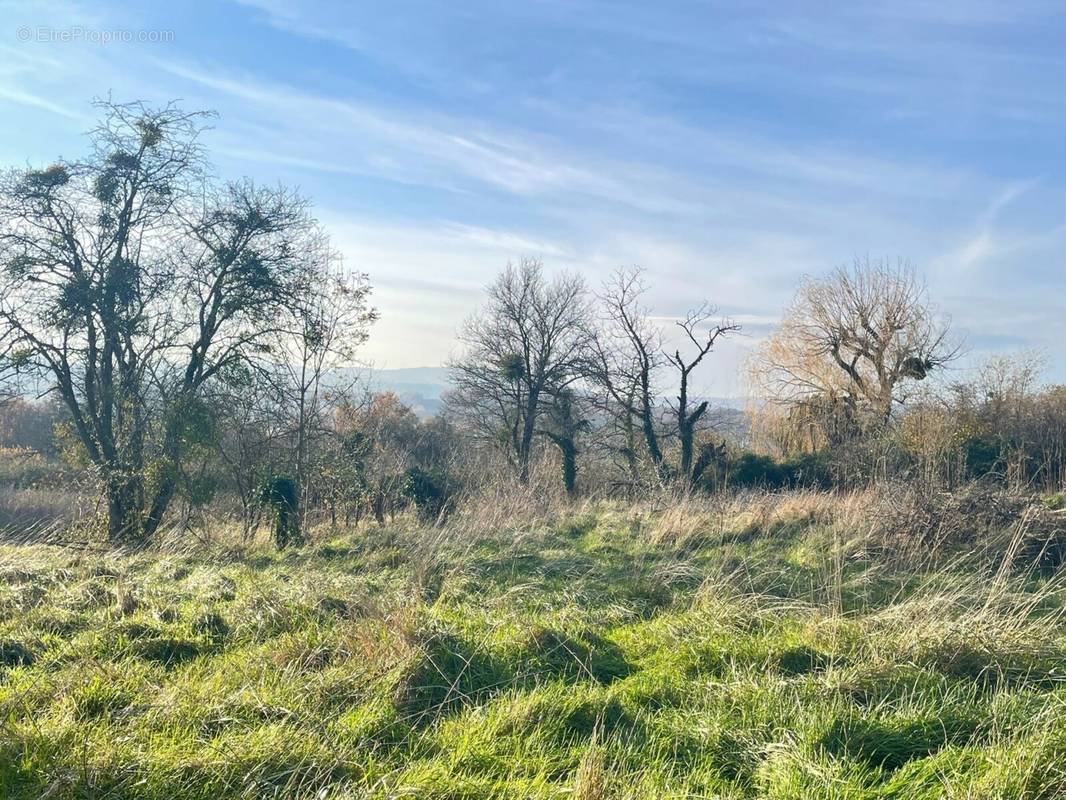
[961,436,1004,480]
[402,467,454,522]
[783,452,833,489]
[259,475,301,549]
[725,451,833,491]
[728,453,789,490]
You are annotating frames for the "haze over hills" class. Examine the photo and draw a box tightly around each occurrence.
[12,363,750,427]
[363,367,750,437]
[360,366,451,416]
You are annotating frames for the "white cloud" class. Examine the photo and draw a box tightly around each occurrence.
[0,86,83,119]
[1,0,1064,390]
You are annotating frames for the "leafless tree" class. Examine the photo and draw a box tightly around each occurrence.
[666,305,739,484]
[944,352,1065,487]
[204,367,282,538]
[586,267,665,482]
[448,259,590,485]
[534,387,589,496]
[202,260,374,540]
[587,267,737,487]
[752,257,958,434]
[334,391,422,524]
[270,257,376,529]
[0,100,349,542]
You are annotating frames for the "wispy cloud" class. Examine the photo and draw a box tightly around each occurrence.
[0,86,83,119]
[0,0,1063,388]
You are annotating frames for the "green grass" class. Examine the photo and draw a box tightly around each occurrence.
[1,495,1066,798]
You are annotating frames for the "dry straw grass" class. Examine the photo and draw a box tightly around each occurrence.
[4,479,1066,797]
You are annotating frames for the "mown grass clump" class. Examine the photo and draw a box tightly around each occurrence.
[1,491,1065,798]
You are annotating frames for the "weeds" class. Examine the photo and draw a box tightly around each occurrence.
[1,488,1065,798]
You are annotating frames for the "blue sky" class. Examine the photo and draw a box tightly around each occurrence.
[2,0,1064,395]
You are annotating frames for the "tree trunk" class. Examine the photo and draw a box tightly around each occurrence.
[518,388,540,484]
[106,473,144,543]
[641,401,666,479]
[139,403,189,540]
[680,427,692,480]
[542,432,577,496]
[560,440,576,496]
[679,401,709,485]
[142,474,177,540]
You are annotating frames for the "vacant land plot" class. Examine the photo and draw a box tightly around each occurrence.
[2,492,1066,799]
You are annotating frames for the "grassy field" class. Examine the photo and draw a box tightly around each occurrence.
[2,490,1066,799]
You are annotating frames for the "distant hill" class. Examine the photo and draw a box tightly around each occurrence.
[12,362,751,427]
[359,367,750,431]
[363,366,451,397]
[359,367,451,417]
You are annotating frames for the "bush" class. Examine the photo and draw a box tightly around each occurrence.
[783,452,834,489]
[961,436,1004,480]
[259,475,301,549]
[725,451,833,491]
[402,467,454,522]
[728,453,788,490]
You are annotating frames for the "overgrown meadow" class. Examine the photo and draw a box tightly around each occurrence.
[3,488,1066,799]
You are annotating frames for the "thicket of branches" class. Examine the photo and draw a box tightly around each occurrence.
[2,102,1064,548]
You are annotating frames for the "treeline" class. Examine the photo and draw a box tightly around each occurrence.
[1,100,1064,547]
[449,257,1066,498]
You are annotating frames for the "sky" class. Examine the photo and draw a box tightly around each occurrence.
[1,0,1064,396]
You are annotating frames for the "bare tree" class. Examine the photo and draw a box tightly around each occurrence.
[588,267,737,487]
[335,391,421,524]
[586,268,665,483]
[271,258,376,532]
[0,100,345,542]
[752,257,957,434]
[203,262,374,543]
[666,305,739,484]
[205,366,282,539]
[448,259,590,485]
[944,352,1058,486]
